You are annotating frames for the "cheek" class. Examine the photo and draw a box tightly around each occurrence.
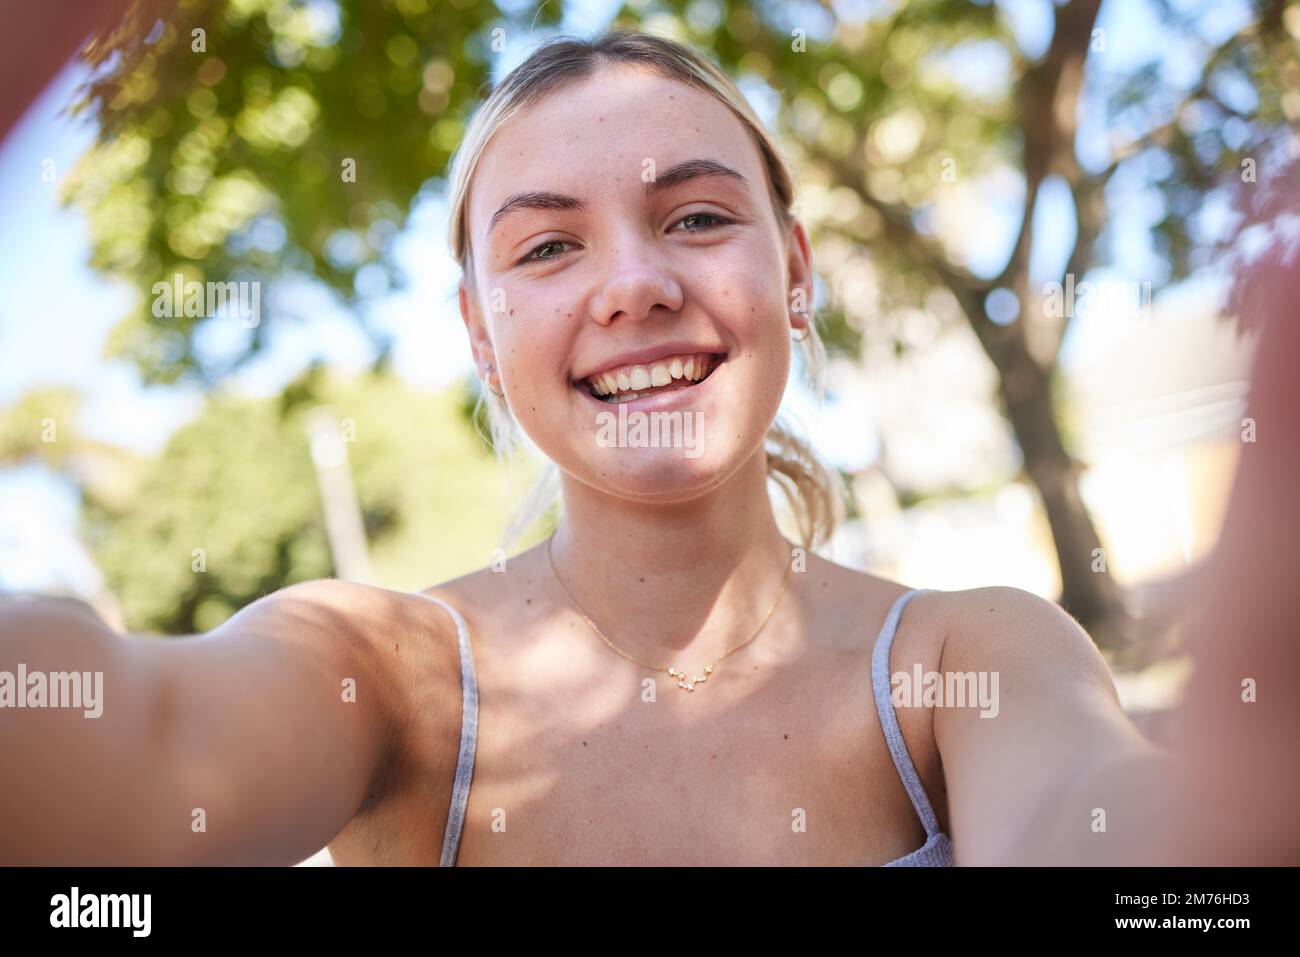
[493,299,575,417]
[698,237,789,335]
[703,271,791,378]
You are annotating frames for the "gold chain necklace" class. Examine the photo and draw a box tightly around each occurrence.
[545,534,794,692]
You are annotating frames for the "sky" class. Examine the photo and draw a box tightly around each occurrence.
[0,0,1251,594]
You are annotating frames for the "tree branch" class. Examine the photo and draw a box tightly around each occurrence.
[995,0,1103,291]
[1047,16,1263,356]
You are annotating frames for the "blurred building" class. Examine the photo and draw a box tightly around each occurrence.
[1066,284,1256,614]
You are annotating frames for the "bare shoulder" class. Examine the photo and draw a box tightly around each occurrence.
[300,575,478,864]
[801,554,957,831]
[246,577,468,737]
[800,550,945,657]
[414,543,558,650]
[415,561,509,622]
[923,584,1117,697]
[260,577,461,661]
[916,586,1153,863]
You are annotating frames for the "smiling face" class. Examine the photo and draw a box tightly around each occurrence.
[460,64,813,504]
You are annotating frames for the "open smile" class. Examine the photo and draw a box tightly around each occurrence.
[577,351,725,403]
[573,351,726,411]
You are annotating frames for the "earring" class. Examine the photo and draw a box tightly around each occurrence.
[483,362,505,398]
[791,323,810,342]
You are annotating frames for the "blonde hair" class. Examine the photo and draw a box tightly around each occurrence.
[446,29,846,552]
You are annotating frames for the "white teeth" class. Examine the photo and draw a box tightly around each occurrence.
[584,351,721,401]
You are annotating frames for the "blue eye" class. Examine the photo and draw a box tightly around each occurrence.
[675,212,732,231]
[516,213,732,266]
[518,240,570,265]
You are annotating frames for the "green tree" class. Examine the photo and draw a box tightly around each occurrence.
[72,367,526,634]
[0,386,146,511]
[66,0,553,386]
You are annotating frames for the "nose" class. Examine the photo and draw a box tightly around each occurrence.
[587,234,684,326]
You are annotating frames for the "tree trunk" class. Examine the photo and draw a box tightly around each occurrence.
[990,335,1135,649]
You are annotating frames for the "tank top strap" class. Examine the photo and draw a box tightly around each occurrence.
[869,588,941,838]
[411,592,479,867]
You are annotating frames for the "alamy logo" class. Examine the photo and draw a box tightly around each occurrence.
[891,666,1000,718]
[0,664,103,718]
[151,272,261,327]
[595,406,703,458]
[1042,274,1152,321]
[50,887,151,937]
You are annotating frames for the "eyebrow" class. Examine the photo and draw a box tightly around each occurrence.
[486,158,751,236]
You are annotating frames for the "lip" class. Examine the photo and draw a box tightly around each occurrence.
[572,341,728,384]
[575,354,725,414]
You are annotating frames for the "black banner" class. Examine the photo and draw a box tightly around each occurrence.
[0,866,1290,943]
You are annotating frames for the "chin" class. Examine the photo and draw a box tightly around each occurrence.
[578,437,757,504]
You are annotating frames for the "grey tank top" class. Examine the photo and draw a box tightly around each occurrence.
[415,586,953,867]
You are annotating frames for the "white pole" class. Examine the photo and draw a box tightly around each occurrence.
[305,406,373,584]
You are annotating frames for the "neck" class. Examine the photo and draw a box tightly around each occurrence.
[544,448,798,668]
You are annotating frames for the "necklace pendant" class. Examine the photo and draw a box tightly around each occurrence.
[669,668,708,692]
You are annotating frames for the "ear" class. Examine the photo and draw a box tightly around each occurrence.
[459,281,495,372]
[784,217,814,331]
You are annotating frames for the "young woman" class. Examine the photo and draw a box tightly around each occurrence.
[1,30,1211,867]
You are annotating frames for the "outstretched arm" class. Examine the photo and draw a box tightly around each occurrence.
[939,253,1300,867]
[0,579,423,865]
[931,586,1255,865]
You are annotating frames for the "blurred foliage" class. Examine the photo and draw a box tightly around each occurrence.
[64,0,560,386]
[0,387,86,471]
[1224,155,1300,327]
[0,387,147,511]
[73,368,532,633]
